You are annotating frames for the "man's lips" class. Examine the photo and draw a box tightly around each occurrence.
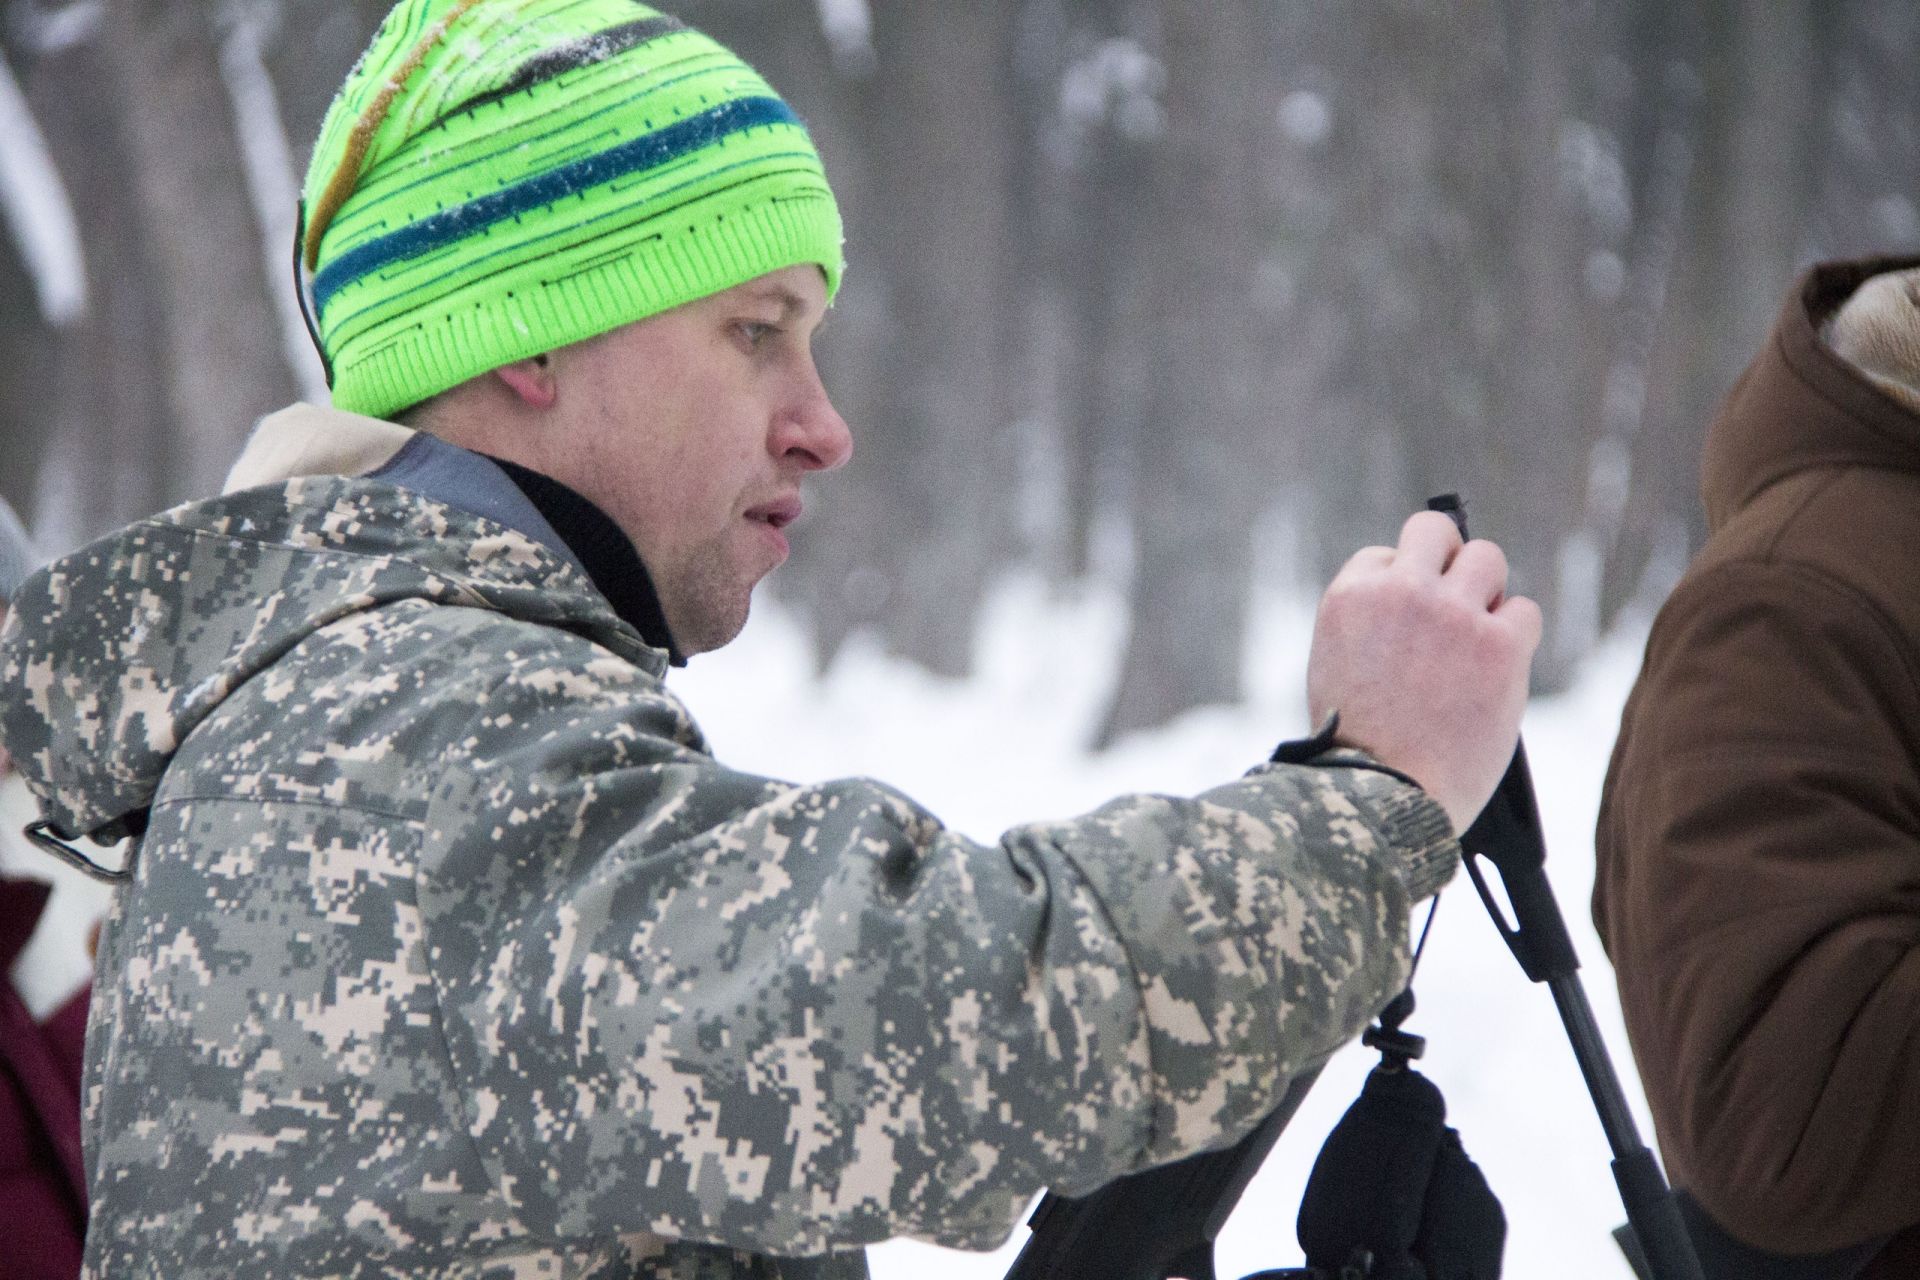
[746,496,803,530]
[746,495,802,562]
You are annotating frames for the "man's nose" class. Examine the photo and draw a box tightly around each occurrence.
[775,376,853,472]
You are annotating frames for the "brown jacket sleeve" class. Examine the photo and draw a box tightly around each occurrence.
[1595,554,1920,1255]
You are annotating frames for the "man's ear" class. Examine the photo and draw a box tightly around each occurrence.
[492,354,558,409]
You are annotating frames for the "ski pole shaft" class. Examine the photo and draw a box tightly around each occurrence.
[1427,494,1704,1280]
[1615,1147,1708,1280]
[1548,976,1642,1159]
[1549,974,1705,1277]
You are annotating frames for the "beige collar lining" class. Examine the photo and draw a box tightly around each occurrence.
[223,402,416,494]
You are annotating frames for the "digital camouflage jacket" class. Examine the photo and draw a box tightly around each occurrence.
[0,451,1457,1279]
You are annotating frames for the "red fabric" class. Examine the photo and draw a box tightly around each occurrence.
[0,876,89,1280]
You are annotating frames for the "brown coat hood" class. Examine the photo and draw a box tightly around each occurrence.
[1701,257,1920,530]
[1595,258,1920,1269]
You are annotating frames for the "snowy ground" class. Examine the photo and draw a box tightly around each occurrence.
[676,573,1660,1280]
[0,569,1660,1278]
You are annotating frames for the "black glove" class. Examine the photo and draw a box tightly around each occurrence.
[1294,1064,1505,1279]
[1413,1127,1505,1279]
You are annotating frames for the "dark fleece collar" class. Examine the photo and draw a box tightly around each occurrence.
[486,455,686,666]
[364,432,684,665]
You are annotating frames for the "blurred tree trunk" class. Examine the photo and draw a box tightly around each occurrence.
[102,0,296,506]
[1097,0,1265,745]
[1285,0,1693,691]
[1042,0,1157,586]
[1590,0,1705,635]
[1,21,174,554]
[1326,0,1598,695]
[1380,0,1504,531]
[0,43,62,522]
[1805,0,1920,259]
[0,54,55,526]
[1243,9,1336,588]
[1637,0,1821,598]
[0,255,56,533]
[1292,3,1493,591]
[851,0,1020,678]
[1486,0,1588,692]
[1254,10,1371,589]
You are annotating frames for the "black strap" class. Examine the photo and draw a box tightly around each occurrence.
[25,815,141,883]
[292,200,334,388]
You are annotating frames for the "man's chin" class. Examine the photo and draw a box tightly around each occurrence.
[671,593,754,657]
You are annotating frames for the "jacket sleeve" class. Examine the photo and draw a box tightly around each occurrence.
[417,635,1456,1256]
[1594,560,1920,1254]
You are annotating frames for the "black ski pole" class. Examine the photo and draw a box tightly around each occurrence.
[1427,493,1702,1280]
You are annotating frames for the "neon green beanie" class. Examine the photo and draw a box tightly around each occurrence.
[301,0,845,419]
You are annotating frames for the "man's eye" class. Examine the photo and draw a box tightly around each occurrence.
[737,321,778,347]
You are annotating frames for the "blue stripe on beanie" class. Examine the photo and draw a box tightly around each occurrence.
[313,95,799,313]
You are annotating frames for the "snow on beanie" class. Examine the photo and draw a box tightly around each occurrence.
[301,0,845,419]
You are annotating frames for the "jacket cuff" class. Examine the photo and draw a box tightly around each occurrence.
[1263,746,1458,902]
[1343,760,1458,901]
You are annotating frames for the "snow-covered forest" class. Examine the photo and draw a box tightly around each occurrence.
[4,0,1918,740]
[4,1,1918,1276]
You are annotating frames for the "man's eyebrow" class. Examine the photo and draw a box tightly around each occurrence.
[738,285,809,319]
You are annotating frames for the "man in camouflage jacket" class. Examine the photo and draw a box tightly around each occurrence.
[0,3,1539,1277]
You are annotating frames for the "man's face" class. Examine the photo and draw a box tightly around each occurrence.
[540,265,851,655]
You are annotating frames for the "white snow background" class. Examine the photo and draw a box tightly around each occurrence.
[0,568,1658,1279]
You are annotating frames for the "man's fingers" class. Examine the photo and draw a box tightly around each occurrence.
[1444,538,1511,609]
[1496,593,1545,653]
[1310,517,1541,834]
[1333,543,1396,582]
[1393,510,1466,575]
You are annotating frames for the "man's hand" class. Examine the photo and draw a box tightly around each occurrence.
[1306,511,1541,834]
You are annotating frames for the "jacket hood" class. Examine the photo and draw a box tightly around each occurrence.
[222,401,414,494]
[1702,257,1920,531]
[0,473,662,844]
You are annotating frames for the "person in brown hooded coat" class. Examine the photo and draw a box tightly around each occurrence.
[1595,257,1920,1278]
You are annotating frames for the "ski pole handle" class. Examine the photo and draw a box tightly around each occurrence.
[1425,495,1579,983]
[1457,742,1581,982]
